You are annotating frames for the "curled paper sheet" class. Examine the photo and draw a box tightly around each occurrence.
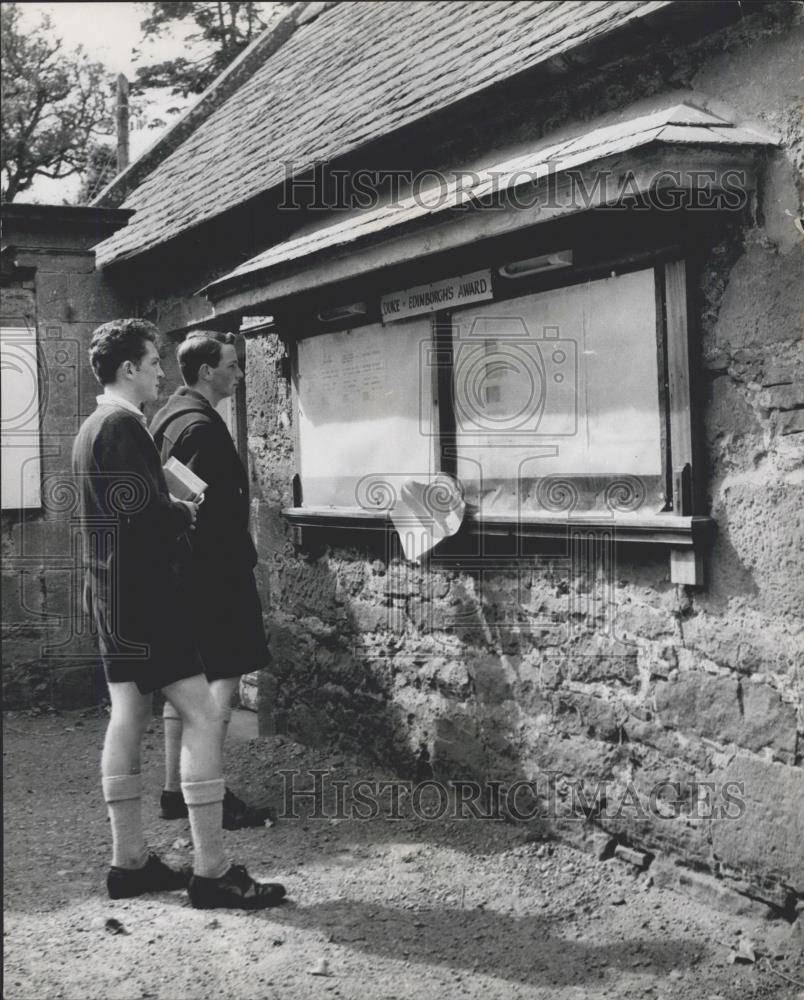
[390,474,466,562]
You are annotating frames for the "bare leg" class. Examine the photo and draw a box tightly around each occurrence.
[162,674,228,878]
[102,682,152,869]
[208,676,240,757]
[162,700,182,793]
[163,674,224,781]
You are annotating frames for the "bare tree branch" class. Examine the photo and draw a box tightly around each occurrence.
[134,2,290,97]
[1,3,111,201]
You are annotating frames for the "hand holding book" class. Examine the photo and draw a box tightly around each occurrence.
[163,456,208,502]
[164,457,207,530]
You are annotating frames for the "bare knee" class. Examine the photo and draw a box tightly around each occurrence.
[103,687,152,775]
[162,675,226,738]
[209,677,238,714]
[128,699,152,738]
[176,698,225,735]
[108,687,152,737]
[195,702,227,735]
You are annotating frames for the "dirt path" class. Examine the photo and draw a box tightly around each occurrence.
[4,709,802,1000]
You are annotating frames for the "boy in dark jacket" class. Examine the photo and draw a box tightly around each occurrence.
[73,319,284,908]
[151,331,270,829]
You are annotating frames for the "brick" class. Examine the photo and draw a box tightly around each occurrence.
[762,356,802,387]
[238,674,259,712]
[711,756,804,898]
[566,651,639,686]
[778,408,804,434]
[758,383,803,411]
[738,682,797,756]
[655,672,741,741]
[554,691,626,742]
[652,858,772,919]
[350,598,392,633]
[10,519,73,558]
[614,844,652,869]
[614,602,676,641]
[655,673,797,756]
[1,569,44,627]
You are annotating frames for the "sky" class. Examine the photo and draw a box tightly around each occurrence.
[20,2,154,76]
[17,2,197,202]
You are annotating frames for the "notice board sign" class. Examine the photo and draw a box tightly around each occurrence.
[297,319,437,508]
[381,269,493,323]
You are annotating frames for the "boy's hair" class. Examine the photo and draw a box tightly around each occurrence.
[177,331,236,386]
[88,318,158,386]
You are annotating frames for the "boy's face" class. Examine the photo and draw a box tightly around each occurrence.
[207,343,243,401]
[128,340,164,404]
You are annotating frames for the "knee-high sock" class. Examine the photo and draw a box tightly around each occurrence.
[181,778,228,879]
[102,773,148,870]
[162,701,182,793]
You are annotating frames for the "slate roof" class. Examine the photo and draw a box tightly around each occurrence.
[205,103,777,297]
[96,0,673,267]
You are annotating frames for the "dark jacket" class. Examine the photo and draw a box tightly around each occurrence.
[71,404,201,692]
[151,387,257,578]
[150,387,267,677]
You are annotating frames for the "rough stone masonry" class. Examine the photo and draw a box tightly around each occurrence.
[240,5,804,913]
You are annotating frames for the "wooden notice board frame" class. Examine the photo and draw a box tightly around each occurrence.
[280,247,711,583]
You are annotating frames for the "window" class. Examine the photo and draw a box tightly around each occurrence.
[1,325,42,509]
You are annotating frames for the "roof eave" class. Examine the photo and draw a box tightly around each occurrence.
[98,0,754,269]
[203,141,767,319]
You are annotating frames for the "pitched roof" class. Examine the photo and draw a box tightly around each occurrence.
[96,0,673,267]
[205,103,777,296]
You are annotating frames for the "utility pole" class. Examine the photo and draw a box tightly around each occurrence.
[116,74,130,173]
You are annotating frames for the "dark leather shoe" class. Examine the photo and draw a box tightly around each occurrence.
[160,789,189,820]
[222,788,275,830]
[107,853,191,899]
[161,787,274,828]
[188,864,286,910]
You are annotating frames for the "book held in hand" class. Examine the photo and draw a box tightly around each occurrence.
[163,456,207,501]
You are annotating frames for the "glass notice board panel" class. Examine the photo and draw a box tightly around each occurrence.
[451,268,665,515]
[297,318,436,508]
[1,326,42,510]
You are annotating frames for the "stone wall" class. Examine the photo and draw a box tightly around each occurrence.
[243,6,803,909]
[1,217,180,708]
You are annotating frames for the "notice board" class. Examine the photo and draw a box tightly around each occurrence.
[1,326,42,509]
[451,268,664,513]
[297,319,436,508]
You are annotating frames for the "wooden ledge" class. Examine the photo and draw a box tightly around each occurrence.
[281,507,713,546]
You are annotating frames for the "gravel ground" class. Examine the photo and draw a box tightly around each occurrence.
[4,708,803,1000]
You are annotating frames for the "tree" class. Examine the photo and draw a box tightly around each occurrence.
[75,141,119,205]
[1,3,111,202]
[134,2,289,97]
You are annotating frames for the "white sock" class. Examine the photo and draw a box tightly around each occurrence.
[181,778,228,879]
[102,774,148,870]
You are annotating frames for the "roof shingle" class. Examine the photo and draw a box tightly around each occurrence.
[96,1,672,267]
[204,103,777,296]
